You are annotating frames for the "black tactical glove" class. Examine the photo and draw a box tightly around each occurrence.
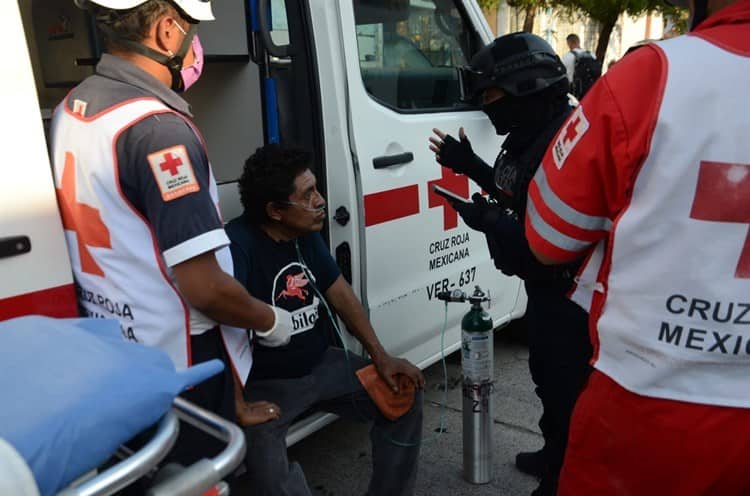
[438,135,496,194]
[451,193,501,232]
[437,133,476,174]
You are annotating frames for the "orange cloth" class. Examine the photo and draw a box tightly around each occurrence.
[356,364,415,421]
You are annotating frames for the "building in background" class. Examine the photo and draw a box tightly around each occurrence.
[482,1,665,71]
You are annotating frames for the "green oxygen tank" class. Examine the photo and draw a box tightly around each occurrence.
[461,286,494,484]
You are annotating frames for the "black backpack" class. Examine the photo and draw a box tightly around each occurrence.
[572,50,601,99]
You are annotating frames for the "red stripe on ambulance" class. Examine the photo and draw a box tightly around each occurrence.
[364,185,420,227]
[0,284,78,321]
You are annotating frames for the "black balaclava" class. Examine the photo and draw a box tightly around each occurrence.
[484,80,570,154]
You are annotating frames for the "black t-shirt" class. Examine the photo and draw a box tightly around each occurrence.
[225,215,341,380]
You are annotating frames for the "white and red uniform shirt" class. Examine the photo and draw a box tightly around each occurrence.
[526,1,750,408]
[50,55,251,381]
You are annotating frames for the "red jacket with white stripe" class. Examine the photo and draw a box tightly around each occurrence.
[525,0,750,407]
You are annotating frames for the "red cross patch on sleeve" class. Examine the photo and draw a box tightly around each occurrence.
[147,145,200,202]
[552,105,590,170]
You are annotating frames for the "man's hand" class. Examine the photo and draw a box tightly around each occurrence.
[373,353,425,393]
[235,399,282,426]
[233,374,281,427]
[255,307,293,347]
[322,277,425,392]
[429,127,475,175]
[450,193,500,232]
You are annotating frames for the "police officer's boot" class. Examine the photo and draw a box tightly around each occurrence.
[515,449,545,477]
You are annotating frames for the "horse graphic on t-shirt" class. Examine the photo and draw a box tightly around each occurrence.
[276,272,309,302]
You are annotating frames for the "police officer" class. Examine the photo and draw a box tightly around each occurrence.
[53,0,293,463]
[429,32,592,496]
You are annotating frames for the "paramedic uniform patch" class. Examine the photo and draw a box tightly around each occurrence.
[72,99,88,117]
[147,145,200,201]
[553,105,589,170]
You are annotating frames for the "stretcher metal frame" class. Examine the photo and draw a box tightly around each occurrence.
[58,397,246,496]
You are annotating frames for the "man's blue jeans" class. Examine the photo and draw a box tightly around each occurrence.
[242,347,423,496]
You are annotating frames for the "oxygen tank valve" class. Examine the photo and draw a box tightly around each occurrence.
[436,289,467,302]
[466,286,490,307]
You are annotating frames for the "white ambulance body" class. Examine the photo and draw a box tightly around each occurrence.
[3,0,526,441]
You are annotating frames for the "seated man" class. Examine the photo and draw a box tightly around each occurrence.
[226,144,425,496]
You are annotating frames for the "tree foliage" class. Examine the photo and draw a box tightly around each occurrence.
[553,0,676,61]
[497,0,552,32]
[476,0,685,59]
[477,0,500,9]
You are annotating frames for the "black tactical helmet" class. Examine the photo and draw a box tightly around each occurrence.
[458,32,567,100]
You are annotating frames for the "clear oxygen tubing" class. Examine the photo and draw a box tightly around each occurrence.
[293,240,449,447]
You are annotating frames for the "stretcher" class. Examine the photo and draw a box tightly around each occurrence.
[0,316,246,496]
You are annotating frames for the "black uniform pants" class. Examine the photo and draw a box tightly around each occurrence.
[170,327,237,465]
[115,327,236,495]
[524,281,592,495]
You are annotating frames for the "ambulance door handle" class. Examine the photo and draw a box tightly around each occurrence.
[333,206,350,226]
[372,152,414,169]
[0,236,31,260]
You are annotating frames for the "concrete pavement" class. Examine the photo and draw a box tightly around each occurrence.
[284,322,544,496]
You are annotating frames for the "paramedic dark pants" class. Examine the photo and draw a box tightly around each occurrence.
[117,328,235,495]
[524,282,592,496]
[240,347,423,496]
[171,327,236,465]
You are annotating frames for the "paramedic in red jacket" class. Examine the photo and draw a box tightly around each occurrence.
[525,0,750,493]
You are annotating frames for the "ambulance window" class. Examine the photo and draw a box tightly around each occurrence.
[353,0,479,112]
[269,0,290,46]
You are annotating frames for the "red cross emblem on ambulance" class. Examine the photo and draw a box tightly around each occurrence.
[428,166,469,230]
[147,145,200,201]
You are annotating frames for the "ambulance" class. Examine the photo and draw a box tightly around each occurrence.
[3,0,526,442]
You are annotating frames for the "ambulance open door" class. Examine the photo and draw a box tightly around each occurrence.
[1,1,77,320]
[324,0,525,366]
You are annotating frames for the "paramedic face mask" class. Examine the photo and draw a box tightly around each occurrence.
[96,16,197,93]
[75,0,214,92]
[163,18,197,92]
[174,27,204,92]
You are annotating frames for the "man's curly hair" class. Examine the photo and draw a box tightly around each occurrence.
[238,144,314,225]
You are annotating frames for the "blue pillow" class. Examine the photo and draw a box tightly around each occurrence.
[0,316,223,496]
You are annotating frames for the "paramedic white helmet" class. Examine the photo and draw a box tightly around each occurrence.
[73,0,214,21]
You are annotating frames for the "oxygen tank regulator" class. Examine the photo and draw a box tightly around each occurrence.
[436,286,491,306]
